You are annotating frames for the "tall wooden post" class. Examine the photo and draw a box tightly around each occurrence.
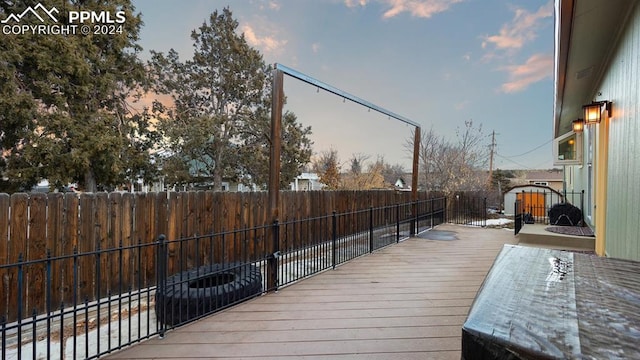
[411,127,421,236]
[267,67,284,291]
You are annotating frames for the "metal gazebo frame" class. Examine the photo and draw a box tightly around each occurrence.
[267,63,422,289]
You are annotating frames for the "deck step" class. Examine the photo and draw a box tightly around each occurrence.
[517,223,595,251]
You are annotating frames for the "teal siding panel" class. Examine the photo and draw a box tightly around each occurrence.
[602,3,640,261]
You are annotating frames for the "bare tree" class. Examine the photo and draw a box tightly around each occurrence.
[407,121,488,196]
[349,153,370,175]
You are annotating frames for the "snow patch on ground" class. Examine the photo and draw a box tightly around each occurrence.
[487,218,513,226]
[467,218,513,227]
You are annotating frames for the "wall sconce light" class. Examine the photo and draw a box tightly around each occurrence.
[572,119,584,133]
[583,101,611,124]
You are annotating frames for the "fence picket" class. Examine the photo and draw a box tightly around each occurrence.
[27,193,48,314]
[78,193,96,302]
[8,194,28,321]
[166,192,181,275]
[96,193,109,297]
[62,193,79,306]
[47,193,64,308]
[121,193,134,293]
[201,191,213,265]
[109,193,123,294]
[0,194,10,319]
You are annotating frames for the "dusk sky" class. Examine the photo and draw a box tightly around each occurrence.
[133,0,555,172]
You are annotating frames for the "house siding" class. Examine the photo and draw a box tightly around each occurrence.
[598,3,640,260]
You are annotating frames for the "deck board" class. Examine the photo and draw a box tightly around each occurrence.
[106,224,516,359]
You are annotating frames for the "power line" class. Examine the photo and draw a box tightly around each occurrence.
[495,153,553,170]
[502,138,553,158]
[495,153,536,170]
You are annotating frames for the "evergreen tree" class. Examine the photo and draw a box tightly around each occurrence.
[0,0,155,192]
[239,107,313,189]
[149,7,311,190]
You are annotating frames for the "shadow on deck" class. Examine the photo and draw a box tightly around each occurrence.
[106,224,516,360]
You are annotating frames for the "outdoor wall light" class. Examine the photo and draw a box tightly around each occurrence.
[583,101,611,124]
[572,119,584,133]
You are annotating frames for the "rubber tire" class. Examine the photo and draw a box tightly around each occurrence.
[156,263,262,326]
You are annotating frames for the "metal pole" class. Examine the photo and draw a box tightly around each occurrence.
[396,203,400,243]
[369,207,373,253]
[156,234,166,337]
[483,197,487,227]
[267,67,284,292]
[332,211,337,269]
[411,127,421,236]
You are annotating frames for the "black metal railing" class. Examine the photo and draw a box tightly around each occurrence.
[515,190,585,226]
[514,199,523,235]
[448,194,487,227]
[1,196,455,359]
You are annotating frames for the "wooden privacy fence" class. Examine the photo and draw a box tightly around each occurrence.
[0,190,434,321]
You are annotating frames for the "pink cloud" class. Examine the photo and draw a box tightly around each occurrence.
[501,53,553,93]
[383,0,465,18]
[345,0,464,18]
[241,24,287,54]
[482,1,553,51]
[269,2,281,11]
[344,0,369,7]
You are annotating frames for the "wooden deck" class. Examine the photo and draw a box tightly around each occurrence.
[107,224,516,360]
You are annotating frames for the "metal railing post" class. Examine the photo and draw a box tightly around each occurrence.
[581,190,585,222]
[515,200,518,235]
[514,200,522,235]
[17,254,24,360]
[156,234,167,337]
[332,211,337,269]
[46,249,52,358]
[1,316,6,359]
[411,200,418,236]
[95,243,101,356]
[430,198,433,229]
[396,203,400,243]
[483,197,487,227]
[369,207,374,253]
[268,220,280,292]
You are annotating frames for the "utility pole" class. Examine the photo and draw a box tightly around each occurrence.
[488,130,496,183]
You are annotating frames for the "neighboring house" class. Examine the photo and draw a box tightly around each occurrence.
[394,178,407,189]
[222,181,255,192]
[27,179,78,193]
[553,0,639,260]
[290,173,325,191]
[518,169,564,192]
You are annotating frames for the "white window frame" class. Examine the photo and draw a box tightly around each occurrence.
[553,131,583,166]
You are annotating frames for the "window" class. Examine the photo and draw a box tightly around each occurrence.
[553,131,582,165]
[533,181,548,186]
